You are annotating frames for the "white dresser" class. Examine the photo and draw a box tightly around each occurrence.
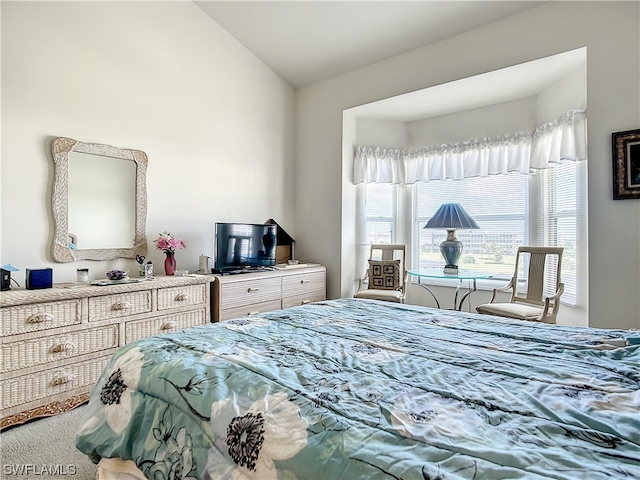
[212,264,326,321]
[0,275,214,430]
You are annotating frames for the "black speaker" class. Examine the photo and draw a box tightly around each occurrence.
[1,269,11,291]
[26,268,53,290]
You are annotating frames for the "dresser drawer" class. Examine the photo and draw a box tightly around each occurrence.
[157,284,206,311]
[88,291,152,322]
[282,291,326,309]
[1,300,82,337]
[220,277,281,309]
[125,308,206,343]
[1,325,118,374]
[282,271,326,298]
[1,354,111,410]
[219,299,282,321]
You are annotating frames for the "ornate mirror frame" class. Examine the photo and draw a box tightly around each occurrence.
[51,137,148,262]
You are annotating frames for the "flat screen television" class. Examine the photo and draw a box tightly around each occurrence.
[214,222,277,272]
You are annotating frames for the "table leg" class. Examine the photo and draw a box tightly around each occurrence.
[417,277,440,309]
[453,280,462,310]
[456,279,477,311]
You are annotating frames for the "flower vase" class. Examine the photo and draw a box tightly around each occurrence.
[164,252,177,276]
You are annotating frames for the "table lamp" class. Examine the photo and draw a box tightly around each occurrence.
[423,203,479,273]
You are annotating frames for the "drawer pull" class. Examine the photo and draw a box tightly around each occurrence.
[300,280,310,284]
[175,293,191,301]
[247,287,260,293]
[52,374,76,386]
[112,302,131,311]
[161,321,177,330]
[247,311,260,315]
[301,300,311,305]
[27,313,54,324]
[52,342,75,353]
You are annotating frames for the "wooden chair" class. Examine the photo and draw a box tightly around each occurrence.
[354,244,407,303]
[475,246,564,324]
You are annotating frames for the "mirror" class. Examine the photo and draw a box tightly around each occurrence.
[51,137,148,262]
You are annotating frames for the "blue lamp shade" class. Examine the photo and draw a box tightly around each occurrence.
[423,203,479,270]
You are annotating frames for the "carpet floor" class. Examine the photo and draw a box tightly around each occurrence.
[0,405,97,480]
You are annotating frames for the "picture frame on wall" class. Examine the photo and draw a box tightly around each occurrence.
[612,128,640,200]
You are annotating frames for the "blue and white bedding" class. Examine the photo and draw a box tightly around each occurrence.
[76,298,640,479]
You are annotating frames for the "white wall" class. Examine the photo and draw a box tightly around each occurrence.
[296,2,640,330]
[536,67,587,122]
[406,97,536,148]
[1,2,296,283]
[356,119,407,149]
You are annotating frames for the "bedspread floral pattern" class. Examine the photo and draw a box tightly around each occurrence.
[142,407,197,479]
[203,392,308,479]
[77,346,144,435]
[77,299,640,479]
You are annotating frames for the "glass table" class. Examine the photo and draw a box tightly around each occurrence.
[407,269,494,311]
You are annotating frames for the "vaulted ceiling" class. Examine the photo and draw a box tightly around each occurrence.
[195,1,545,88]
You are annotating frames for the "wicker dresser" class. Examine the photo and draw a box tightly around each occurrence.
[0,275,214,430]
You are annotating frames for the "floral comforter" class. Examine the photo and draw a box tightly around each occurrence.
[76,298,640,479]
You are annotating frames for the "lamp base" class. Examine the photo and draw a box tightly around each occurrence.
[439,229,463,270]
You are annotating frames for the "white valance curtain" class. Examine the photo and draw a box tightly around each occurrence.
[353,109,586,184]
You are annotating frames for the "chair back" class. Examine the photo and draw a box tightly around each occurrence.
[511,246,563,307]
[369,244,407,292]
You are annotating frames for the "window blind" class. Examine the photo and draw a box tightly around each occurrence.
[535,161,585,305]
[357,183,398,276]
[414,173,527,280]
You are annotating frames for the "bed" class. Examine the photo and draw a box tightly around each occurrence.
[76,298,640,479]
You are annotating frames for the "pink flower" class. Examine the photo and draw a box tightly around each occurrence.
[155,232,186,253]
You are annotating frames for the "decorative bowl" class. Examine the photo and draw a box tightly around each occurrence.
[106,269,128,281]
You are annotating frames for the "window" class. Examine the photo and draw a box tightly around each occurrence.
[534,161,583,305]
[414,172,527,280]
[356,183,399,278]
[356,164,583,307]
[361,183,397,245]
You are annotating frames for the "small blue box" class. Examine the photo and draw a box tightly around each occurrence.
[26,268,53,290]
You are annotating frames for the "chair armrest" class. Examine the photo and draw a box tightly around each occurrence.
[548,282,565,301]
[356,274,369,294]
[489,277,515,302]
[400,270,408,294]
[539,283,565,322]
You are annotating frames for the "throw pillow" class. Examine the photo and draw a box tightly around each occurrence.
[367,259,400,290]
